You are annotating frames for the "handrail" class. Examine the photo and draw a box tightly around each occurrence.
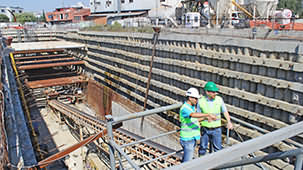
[112,102,182,123]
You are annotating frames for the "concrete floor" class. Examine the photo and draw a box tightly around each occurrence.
[40,105,108,170]
[40,108,84,169]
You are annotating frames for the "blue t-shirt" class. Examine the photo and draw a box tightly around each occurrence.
[180,102,200,141]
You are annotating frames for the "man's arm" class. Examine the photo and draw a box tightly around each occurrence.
[221,101,233,129]
[223,111,233,129]
[190,112,216,121]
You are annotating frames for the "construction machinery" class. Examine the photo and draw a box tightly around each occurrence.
[179,0,303,30]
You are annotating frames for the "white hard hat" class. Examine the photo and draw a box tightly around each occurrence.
[185,88,200,98]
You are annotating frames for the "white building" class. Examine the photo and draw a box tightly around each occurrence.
[89,0,181,18]
[0,6,24,22]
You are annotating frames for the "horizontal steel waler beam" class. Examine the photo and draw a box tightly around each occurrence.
[16,57,75,65]
[76,31,303,64]
[86,49,303,117]
[72,33,303,72]
[84,47,303,136]
[86,45,303,122]
[84,55,287,129]
[84,43,303,125]
[84,59,296,153]
[86,61,290,168]
[87,38,303,93]
[88,63,292,168]
[81,39,303,114]
[17,60,84,70]
[26,76,87,89]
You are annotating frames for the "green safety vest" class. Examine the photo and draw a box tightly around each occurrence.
[198,96,223,128]
[179,103,200,139]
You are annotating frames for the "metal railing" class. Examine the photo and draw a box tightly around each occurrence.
[105,102,303,170]
[105,102,183,170]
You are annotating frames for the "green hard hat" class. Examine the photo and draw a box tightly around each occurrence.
[204,81,219,92]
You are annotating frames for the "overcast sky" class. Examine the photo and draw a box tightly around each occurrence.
[0,0,89,12]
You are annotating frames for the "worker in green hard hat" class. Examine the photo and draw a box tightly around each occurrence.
[198,81,233,156]
[179,87,216,162]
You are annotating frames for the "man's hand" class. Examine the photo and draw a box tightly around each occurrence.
[226,121,233,129]
[207,114,217,122]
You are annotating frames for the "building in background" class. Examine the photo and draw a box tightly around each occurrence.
[89,0,181,25]
[46,7,90,24]
[0,6,24,22]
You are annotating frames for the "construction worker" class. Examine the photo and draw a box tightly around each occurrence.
[198,82,233,156]
[180,87,216,162]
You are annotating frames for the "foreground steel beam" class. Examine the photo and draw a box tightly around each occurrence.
[17,61,84,70]
[26,76,86,88]
[214,148,303,169]
[166,121,303,170]
[15,57,75,65]
[14,54,67,61]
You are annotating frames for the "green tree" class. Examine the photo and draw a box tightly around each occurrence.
[15,13,37,24]
[41,10,46,22]
[0,14,9,22]
[37,10,46,22]
[278,0,303,18]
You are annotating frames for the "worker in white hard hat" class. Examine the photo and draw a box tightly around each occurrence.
[179,87,216,162]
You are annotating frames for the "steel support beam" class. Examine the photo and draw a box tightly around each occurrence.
[214,148,303,169]
[15,57,75,65]
[18,61,84,70]
[166,121,303,170]
[295,153,303,170]
[14,54,67,61]
[26,76,86,88]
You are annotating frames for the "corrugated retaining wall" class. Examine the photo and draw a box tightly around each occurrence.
[58,30,303,169]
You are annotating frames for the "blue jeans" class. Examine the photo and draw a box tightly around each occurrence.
[199,127,222,156]
[180,139,197,162]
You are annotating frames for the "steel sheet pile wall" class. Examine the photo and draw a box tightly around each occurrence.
[61,31,303,169]
[0,38,8,170]
[0,38,37,168]
[87,80,113,120]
